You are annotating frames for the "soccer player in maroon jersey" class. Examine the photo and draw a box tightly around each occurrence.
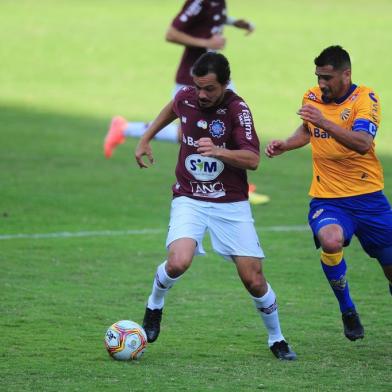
[134,52,296,360]
[104,0,268,204]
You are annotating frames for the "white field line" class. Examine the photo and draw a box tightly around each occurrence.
[0,225,309,240]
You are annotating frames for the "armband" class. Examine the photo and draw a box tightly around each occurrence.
[352,118,377,137]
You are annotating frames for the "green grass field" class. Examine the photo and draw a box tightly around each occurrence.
[1,1,392,391]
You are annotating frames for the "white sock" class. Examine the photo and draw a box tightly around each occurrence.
[147,261,181,310]
[252,283,285,346]
[124,122,179,143]
[123,122,147,138]
[153,123,179,143]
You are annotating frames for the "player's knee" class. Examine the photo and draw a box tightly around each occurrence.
[318,230,344,253]
[320,250,344,266]
[165,261,188,278]
[166,254,192,278]
[244,274,268,297]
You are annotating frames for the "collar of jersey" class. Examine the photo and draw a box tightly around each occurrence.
[322,84,357,104]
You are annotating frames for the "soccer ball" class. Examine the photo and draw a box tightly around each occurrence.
[104,320,148,361]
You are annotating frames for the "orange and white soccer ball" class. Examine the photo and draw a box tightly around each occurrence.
[104,320,147,361]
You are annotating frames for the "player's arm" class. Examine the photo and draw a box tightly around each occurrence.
[226,17,255,34]
[196,137,259,170]
[265,124,310,158]
[135,101,178,168]
[298,104,373,155]
[165,26,225,50]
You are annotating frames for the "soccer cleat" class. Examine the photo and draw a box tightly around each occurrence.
[248,184,270,205]
[104,116,127,158]
[270,340,297,360]
[142,307,163,343]
[342,309,364,341]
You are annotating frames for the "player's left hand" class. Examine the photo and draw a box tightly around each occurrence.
[196,137,218,157]
[135,140,154,168]
[234,19,255,35]
[297,104,326,128]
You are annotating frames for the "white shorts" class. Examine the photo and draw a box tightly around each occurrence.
[166,196,264,260]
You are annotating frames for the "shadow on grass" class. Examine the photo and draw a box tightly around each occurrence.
[0,103,177,232]
[1,102,391,233]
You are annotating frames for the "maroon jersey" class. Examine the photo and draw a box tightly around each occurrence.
[171,87,260,202]
[171,0,227,85]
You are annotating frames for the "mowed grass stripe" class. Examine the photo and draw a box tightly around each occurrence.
[0,225,309,240]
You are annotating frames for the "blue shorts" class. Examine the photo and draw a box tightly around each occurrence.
[308,191,392,265]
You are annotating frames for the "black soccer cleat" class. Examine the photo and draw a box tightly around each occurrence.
[342,309,364,341]
[270,340,297,361]
[142,307,163,343]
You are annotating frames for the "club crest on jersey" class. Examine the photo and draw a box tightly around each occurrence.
[197,120,208,129]
[312,209,324,219]
[307,92,317,101]
[340,108,351,121]
[209,119,225,138]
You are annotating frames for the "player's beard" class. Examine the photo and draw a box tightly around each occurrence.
[198,92,225,108]
[198,98,212,108]
[321,87,331,98]
[322,79,347,101]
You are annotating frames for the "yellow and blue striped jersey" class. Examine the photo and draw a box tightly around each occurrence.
[302,84,383,198]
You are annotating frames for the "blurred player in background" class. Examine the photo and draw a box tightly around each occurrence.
[135,52,296,360]
[265,45,392,342]
[104,0,269,205]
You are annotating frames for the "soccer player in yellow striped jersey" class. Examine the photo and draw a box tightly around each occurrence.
[265,45,392,342]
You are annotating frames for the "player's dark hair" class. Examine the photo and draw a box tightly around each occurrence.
[191,52,230,85]
[314,45,351,70]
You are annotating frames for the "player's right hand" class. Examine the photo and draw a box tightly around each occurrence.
[135,140,154,168]
[208,34,226,50]
[264,140,286,158]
